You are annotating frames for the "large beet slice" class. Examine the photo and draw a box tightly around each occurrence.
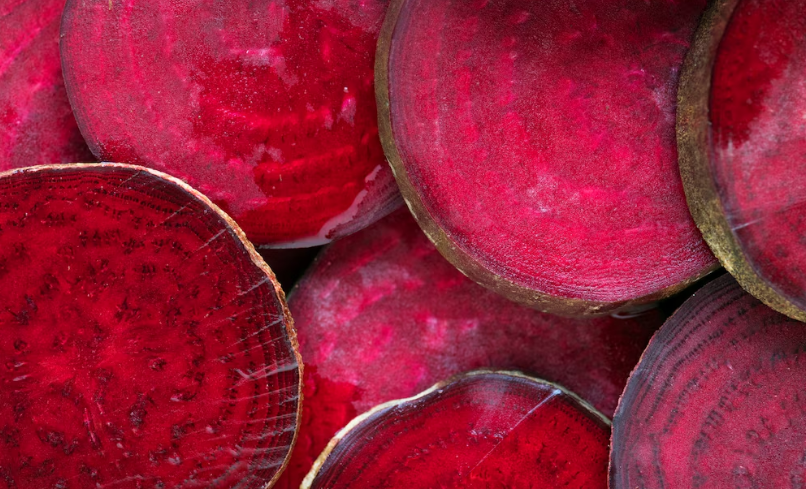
[275,208,662,488]
[610,274,806,488]
[0,0,93,169]
[0,164,301,488]
[677,0,806,322]
[377,0,717,315]
[302,371,609,488]
[60,0,401,248]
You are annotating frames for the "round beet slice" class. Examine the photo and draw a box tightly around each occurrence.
[377,0,717,315]
[0,0,93,169]
[274,208,662,489]
[0,164,301,488]
[60,0,401,248]
[610,274,806,488]
[677,0,806,322]
[302,370,609,488]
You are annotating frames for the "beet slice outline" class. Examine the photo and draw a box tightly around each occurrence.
[59,0,402,248]
[302,370,610,488]
[610,274,806,487]
[376,0,718,316]
[0,163,302,488]
[677,0,806,322]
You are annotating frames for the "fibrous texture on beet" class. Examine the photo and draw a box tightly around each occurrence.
[59,0,401,248]
[302,370,609,488]
[0,164,301,488]
[274,208,662,488]
[0,0,93,169]
[677,0,806,322]
[377,0,717,315]
[610,274,806,488]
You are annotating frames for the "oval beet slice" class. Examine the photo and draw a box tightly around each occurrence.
[377,0,717,315]
[0,164,301,488]
[0,0,93,169]
[677,0,806,322]
[60,0,401,248]
[610,274,806,488]
[302,371,609,488]
[274,208,662,489]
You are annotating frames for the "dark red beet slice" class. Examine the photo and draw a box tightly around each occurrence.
[610,274,806,488]
[274,208,662,489]
[302,371,609,488]
[677,0,806,322]
[60,0,401,248]
[377,0,717,315]
[0,0,93,169]
[0,164,301,488]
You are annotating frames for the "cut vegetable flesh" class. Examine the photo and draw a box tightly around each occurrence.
[0,165,300,488]
[709,0,806,313]
[274,208,662,489]
[610,274,806,488]
[303,371,609,488]
[60,0,400,247]
[379,0,716,312]
[0,0,93,169]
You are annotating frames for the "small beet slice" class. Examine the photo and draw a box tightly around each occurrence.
[302,370,609,488]
[377,0,717,315]
[274,208,663,489]
[610,274,806,488]
[0,0,93,169]
[60,0,401,248]
[0,164,301,488]
[677,0,806,322]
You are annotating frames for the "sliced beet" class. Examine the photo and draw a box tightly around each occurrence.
[274,208,662,489]
[0,164,301,488]
[303,371,609,488]
[0,0,93,169]
[377,0,717,315]
[59,0,401,248]
[677,0,806,322]
[610,274,806,488]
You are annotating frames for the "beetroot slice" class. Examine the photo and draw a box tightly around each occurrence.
[677,0,806,322]
[0,0,93,169]
[59,0,401,248]
[274,208,662,489]
[303,371,609,488]
[610,274,806,488]
[0,164,301,488]
[377,0,717,315]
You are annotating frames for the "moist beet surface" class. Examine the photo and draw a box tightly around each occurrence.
[60,0,401,248]
[610,274,806,488]
[0,0,93,169]
[378,0,716,313]
[274,208,662,488]
[0,165,301,488]
[303,371,609,488]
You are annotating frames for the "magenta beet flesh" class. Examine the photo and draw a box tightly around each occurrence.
[59,0,401,247]
[303,371,609,488]
[0,165,300,488]
[275,209,662,488]
[611,274,806,488]
[0,0,93,169]
[379,0,716,311]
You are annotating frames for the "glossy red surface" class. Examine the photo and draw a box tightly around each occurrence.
[305,372,609,488]
[709,0,806,311]
[275,208,662,488]
[611,274,806,488]
[0,0,93,169]
[384,0,715,303]
[0,165,300,488]
[60,0,400,247]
